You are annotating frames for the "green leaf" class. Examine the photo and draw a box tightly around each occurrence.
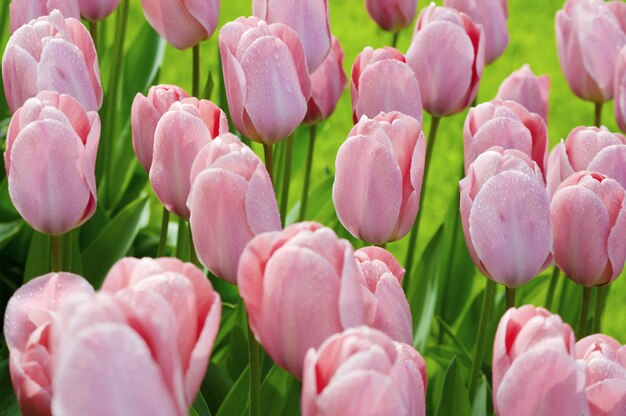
[0,221,22,251]
[81,197,148,288]
[227,300,250,380]
[436,357,472,416]
[216,366,250,416]
[241,365,301,416]
[190,391,212,416]
[0,360,20,416]
[472,375,490,416]
[0,179,19,222]
[24,231,51,282]
[203,70,215,100]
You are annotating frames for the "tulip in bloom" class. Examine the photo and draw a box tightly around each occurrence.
[365,0,417,32]
[238,222,366,378]
[131,84,190,173]
[464,99,548,174]
[333,112,426,245]
[253,0,331,72]
[492,306,588,415]
[460,148,552,288]
[140,0,219,49]
[78,0,121,21]
[9,0,80,34]
[350,47,422,123]
[188,133,281,284]
[304,36,348,125]
[551,171,626,287]
[615,46,626,132]
[496,64,550,122]
[5,91,99,235]
[149,97,228,219]
[406,4,484,117]
[301,327,427,416]
[555,0,626,103]
[3,273,94,416]
[51,257,222,415]
[219,17,312,144]
[355,247,412,344]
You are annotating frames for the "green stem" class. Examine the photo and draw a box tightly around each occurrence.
[176,217,188,261]
[391,31,400,48]
[51,235,61,272]
[61,232,73,271]
[595,102,602,127]
[264,144,274,186]
[593,285,608,333]
[578,286,592,338]
[156,207,169,257]
[248,326,260,416]
[280,134,294,226]
[468,279,496,400]
[545,266,560,310]
[192,44,200,97]
[557,269,569,315]
[403,116,441,284]
[299,125,317,221]
[89,21,98,52]
[189,224,201,268]
[505,287,515,310]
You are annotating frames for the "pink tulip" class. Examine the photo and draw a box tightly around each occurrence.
[9,0,80,33]
[149,97,228,219]
[238,222,366,378]
[304,36,347,125]
[188,133,281,284]
[444,0,508,64]
[464,99,548,174]
[253,0,330,72]
[460,148,552,288]
[78,0,121,21]
[301,327,426,416]
[333,112,426,244]
[556,0,626,103]
[355,247,412,345]
[219,17,312,144]
[577,334,626,416]
[350,47,422,123]
[365,0,417,32]
[3,273,94,416]
[615,46,626,132]
[551,171,626,287]
[2,10,103,113]
[406,4,484,117]
[50,257,221,415]
[131,84,190,173]
[139,0,219,50]
[4,91,99,235]
[546,127,626,199]
[492,306,588,416]
[496,64,551,122]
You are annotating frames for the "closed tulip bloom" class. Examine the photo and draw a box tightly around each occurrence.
[149,97,228,219]
[304,36,348,125]
[333,112,426,245]
[355,247,412,345]
[365,0,417,32]
[301,327,427,416]
[219,17,312,144]
[78,0,121,21]
[496,64,551,122]
[3,273,94,416]
[406,4,484,117]
[444,0,508,64]
[350,47,422,123]
[188,133,281,284]
[556,0,626,103]
[615,46,626,132]
[51,257,221,415]
[140,0,219,50]
[460,148,552,288]
[238,222,366,378]
[492,306,588,416]
[131,84,190,173]
[2,10,102,113]
[5,91,99,235]
[253,0,330,72]
[9,0,80,34]
[464,99,548,174]
[551,171,626,287]
[546,127,626,199]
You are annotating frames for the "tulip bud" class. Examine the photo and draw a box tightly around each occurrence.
[139,0,219,49]
[253,0,331,72]
[2,10,103,113]
[492,306,588,416]
[350,47,422,123]
[551,171,626,287]
[9,0,80,34]
[219,17,312,144]
[238,222,366,378]
[78,0,121,21]
[460,148,552,288]
[406,4,485,117]
[149,97,228,219]
[556,0,626,103]
[464,99,548,174]
[365,0,417,32]
[188,133,281,284]
[5,91,99,235]
[301,327,427,416]
[496,64,550,122]
[333,112,426,245]
[615,46,626,133]
[444,0,509,64]
[304,36,347,125]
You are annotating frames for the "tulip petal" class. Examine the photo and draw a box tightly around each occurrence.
[131,94,162,172]
[588,145,626,190]
[372,274,412,344]
[586,379,626,416]
[467,117,533,168]
[245,163,281,235]
[139,0,208,49]
[2,44,39,113]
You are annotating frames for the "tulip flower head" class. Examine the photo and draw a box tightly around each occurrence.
[615,45,626,133]
[78,0,121,21]
[496,64,550,122]
[9,0,80,33]
[365,0,418,32]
